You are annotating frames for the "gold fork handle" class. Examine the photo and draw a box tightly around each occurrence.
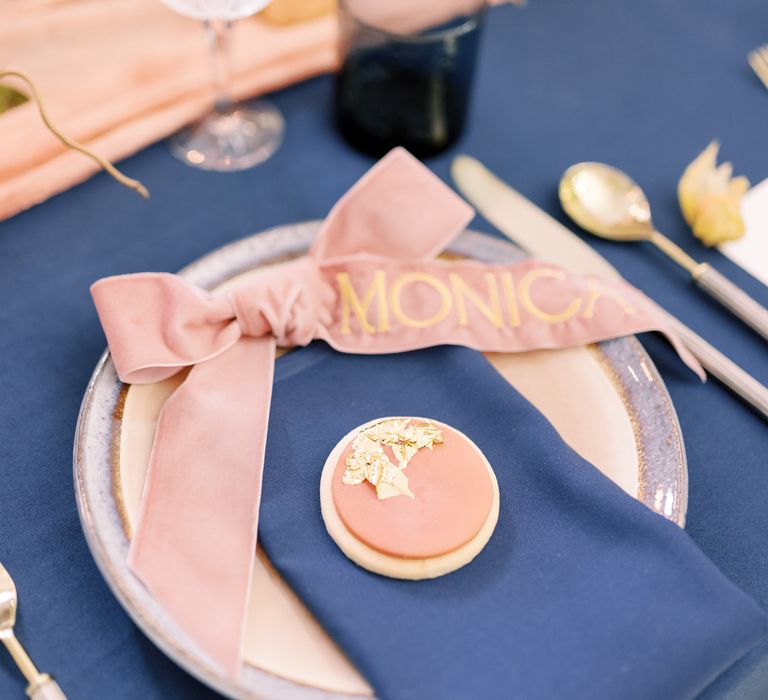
[1,635,67,699]
[26,675,67,700]
[1,633,40,685]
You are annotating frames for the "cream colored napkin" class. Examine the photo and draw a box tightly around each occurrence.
[0,0,338,220]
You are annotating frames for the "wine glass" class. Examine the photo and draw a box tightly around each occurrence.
[161,0,284,171]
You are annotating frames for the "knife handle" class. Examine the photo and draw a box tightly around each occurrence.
[668,315,768,419]
[694,263,768,342]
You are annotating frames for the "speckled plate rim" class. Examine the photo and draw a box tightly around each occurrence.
[73,222,687,700]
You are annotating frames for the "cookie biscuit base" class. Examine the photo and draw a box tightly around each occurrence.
[320,417,500,580]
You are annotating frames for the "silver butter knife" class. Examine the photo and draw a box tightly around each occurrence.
[451,155,768,421]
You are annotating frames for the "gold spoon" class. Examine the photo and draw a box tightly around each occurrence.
[0,562,67,699]
[559,162,768,342]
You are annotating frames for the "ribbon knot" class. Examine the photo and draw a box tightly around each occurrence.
[89,148,701,679]
[228,257,325,347]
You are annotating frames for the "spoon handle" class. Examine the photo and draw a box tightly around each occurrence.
[694,263,768,342]
[667,316,768,419]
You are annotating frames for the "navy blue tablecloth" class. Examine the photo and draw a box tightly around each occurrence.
[1,0,766,698]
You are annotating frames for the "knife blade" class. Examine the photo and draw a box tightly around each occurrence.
[451,155,768,420]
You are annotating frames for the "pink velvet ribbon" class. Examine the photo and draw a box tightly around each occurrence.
[90,148,702,676]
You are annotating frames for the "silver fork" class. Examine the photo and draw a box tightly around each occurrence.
[748,44,768,90]
[0,563,66,699]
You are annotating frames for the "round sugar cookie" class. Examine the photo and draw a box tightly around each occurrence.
[320,417,499,580]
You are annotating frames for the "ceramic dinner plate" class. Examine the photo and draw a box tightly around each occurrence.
[74,223,687,700]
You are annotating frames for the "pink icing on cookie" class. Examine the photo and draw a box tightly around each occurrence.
[331,420,494,559]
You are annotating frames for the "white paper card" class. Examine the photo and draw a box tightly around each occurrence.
[720,178,768,287]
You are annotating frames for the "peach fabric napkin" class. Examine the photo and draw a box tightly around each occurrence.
[0,0,513,222]
[0,0,339,221]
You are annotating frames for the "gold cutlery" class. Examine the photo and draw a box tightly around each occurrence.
[748,45,768,91]
[451,155,768,420]
[559,162,768,342]
[0,563,66,699]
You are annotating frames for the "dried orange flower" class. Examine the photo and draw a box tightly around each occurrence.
[678,141,749,246]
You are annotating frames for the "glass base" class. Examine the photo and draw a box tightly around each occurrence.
[170,100,284,171]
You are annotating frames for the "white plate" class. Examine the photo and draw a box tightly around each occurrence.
[74,223,687,699]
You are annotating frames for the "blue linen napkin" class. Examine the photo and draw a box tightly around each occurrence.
[258,343,766,700]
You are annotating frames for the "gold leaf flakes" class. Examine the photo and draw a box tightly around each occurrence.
[342,418,443,500]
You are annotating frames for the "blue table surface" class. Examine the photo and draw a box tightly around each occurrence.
[1,1,767,698]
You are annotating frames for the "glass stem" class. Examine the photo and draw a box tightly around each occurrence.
[205,19,234,113]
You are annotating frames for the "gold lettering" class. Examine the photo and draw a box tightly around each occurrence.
[449,272,504,328]
[337,271,390,335]
[519,268,582,323]
[582,279,636,319]
[391,273,453,328]
[501,271,521,328]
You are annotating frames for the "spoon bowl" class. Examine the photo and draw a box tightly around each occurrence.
[558,161,768,343]
[559,162,655,241]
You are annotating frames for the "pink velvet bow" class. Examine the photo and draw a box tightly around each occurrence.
[91,148,701,676]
